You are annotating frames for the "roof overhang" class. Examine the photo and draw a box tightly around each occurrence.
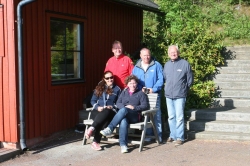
[113,0,160,13]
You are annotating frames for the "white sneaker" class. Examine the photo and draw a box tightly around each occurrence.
[100,127,112,136]
[121,146,128,153]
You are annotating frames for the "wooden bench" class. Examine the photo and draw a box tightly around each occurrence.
[82,93,160,152]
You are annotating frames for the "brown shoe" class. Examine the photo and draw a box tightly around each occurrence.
[167,137,175,143]
[175,139,183,146]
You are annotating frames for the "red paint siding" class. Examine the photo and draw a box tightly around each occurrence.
[0,4,4,57]
[1,0,143,145]
[0,0,18,142]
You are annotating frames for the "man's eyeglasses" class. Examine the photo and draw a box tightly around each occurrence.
[104,76,114,80]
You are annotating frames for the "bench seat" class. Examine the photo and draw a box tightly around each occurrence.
[82,93,160,152]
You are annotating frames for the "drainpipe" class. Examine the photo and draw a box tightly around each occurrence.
[17,0,35,151]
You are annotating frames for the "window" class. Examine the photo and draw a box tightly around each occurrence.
[49,15,84,85]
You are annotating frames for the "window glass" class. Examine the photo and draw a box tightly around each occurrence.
[50,19,83,82]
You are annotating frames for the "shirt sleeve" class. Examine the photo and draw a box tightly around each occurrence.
[134,93,149,111]
[90,91,100,110]
[187,63,194,88]
[152,63,164,93]
[116,90,126,109]
[127,57,134,74]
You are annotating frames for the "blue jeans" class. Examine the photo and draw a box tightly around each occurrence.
[146,93,162,140]
[166,97,186,141]
[107,107,139,146]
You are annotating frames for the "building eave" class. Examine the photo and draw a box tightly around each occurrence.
[113,0,160,13]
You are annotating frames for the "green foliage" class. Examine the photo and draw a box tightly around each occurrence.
[143,0,229,114]
[186,80,218,110]
[200,1,250,42]
[51,27,75,79]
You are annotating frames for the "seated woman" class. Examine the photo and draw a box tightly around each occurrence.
[85,71,121,151]
[100,75,149,153]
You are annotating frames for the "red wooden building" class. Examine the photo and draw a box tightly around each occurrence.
[0,0,158,150]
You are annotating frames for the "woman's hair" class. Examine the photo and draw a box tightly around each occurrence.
[95,71,114,97]
[124,75,139,85]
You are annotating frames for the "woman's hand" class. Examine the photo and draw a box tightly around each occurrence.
[125,105,134,110]
[97,107,104,112]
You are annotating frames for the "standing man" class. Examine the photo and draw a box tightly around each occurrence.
[132,48,164,142]
[105,40,134,89]
[163,45,193,146]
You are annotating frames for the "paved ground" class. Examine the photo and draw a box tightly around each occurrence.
[1,129,250,166]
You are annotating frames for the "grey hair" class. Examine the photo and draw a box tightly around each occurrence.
[140,48,151,55]
[168,45,180,53]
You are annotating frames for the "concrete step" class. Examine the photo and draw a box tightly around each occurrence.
[223,60,250,67]
[0,148,21,163]
[227,46,250,52]
[187,107,250,122]
[217,67,250,74]
[214,81,250,90]
[214,74,250,81]
[187,120,250,133]
[212,98,250,107]
[217,89,250,98]
[231,53,250,60]
[187,131,250,141]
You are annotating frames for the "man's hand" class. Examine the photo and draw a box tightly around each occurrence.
[106,105,113,109]
[148,88,153,94]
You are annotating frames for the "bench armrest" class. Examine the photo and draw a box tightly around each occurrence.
[141,108,158,115]
[86,107,93,111]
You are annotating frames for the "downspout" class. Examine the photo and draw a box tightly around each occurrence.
[17,0,35,151]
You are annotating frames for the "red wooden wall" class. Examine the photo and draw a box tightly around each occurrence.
[0,0,19,143]
[1,0,143,144]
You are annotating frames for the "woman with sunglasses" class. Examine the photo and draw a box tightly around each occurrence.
[85,71,121,151]
[100,75,149,153]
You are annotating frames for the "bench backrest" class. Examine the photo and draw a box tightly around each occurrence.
[147,93,158,109]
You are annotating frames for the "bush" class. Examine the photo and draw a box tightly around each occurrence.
[143,0,226,115]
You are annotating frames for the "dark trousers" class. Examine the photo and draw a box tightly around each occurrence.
[92,109,116,143]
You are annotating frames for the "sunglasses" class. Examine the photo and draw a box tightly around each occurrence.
[104,76,114,80]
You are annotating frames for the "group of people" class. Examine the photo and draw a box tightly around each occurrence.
[84,40,193,153]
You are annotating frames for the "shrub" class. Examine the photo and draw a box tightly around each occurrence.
[143,0,226,116]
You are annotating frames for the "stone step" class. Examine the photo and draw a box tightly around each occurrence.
[217,67,250,74]
[187,120,250,133]
[215,74,250,81]
[217,89,250,98]
[227,46,250,52]
[187,131,250,141]
[212,98,250,108]
[187,107,250,121]
[223,60,250,67]
[214,81,250,90]
[232,53,250,60]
